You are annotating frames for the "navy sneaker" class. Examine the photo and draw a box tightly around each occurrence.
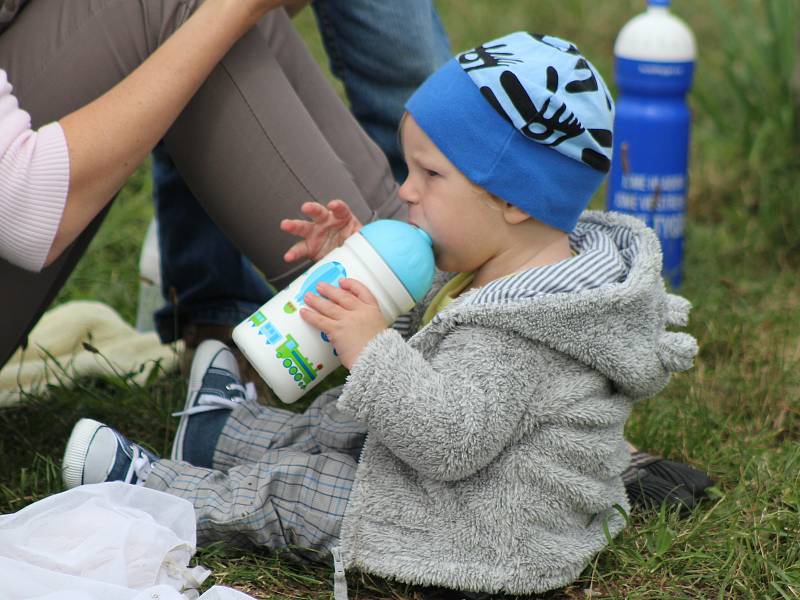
[62,419,158,489]
[171,340,255,468]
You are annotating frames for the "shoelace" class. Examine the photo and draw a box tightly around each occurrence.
[125,445,152,486]
[172,381,257,417]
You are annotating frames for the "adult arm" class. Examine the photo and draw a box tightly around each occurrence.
[46,0,284,267]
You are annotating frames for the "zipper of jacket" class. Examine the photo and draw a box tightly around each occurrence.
[331,430,372,600]
[331,545,348,600]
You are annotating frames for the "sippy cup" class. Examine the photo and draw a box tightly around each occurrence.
[232,220,435,403]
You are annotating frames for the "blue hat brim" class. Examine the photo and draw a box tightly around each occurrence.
[406,59,604,233]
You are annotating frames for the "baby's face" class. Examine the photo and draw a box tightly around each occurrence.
[398,115,505,273]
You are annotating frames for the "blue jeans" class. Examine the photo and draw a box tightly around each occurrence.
[153,2,451,343]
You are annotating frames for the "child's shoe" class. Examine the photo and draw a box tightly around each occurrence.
[171,339,256,468]
[624,468,697,516]
[624,452,714,516]
[634,453,715,498]
[62,419,158,489]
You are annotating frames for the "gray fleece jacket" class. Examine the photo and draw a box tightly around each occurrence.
[335,210,698,594]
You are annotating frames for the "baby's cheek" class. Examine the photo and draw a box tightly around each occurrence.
[432,249,451,271]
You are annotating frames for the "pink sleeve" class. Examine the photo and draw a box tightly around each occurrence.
[0,69,70,272]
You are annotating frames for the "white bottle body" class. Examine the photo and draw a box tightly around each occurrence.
[232,233,414,404]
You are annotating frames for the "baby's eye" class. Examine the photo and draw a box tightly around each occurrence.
[425,168,440,178]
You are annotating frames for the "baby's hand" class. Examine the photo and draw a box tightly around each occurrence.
[299,279,386,370]
[280,200,363,263]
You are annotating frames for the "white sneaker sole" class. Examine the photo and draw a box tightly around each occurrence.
[171,339,235,462]
[62,418,104,489]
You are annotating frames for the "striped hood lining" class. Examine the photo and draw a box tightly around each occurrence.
[462,220,636,308]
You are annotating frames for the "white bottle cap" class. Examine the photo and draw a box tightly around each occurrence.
[615,4,696,62]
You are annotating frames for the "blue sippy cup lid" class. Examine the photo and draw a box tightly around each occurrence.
[360,220,435,303]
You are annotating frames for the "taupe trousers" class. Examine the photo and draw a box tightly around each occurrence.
[0,0,402,368]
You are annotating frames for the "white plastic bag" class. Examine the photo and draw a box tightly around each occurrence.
[0,482,257,600]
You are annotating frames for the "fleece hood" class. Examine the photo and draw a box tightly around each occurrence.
[437,210,698,399]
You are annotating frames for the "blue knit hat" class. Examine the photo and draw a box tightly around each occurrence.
[405,32,614,233]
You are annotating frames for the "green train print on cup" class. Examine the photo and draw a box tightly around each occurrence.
[232,220,435,403]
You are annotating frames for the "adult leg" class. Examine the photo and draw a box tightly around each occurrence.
[150,3,445,342]
[151,142,274,343]
[0,1,400,367]
[154,6,409,337]
[311,0,451,181]
[162,8,402,293]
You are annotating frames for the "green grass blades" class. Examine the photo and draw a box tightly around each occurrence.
[692,0,800,262]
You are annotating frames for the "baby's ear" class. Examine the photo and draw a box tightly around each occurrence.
[503,203,531,225]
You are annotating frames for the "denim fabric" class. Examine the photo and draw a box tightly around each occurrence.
[151,2,450,343]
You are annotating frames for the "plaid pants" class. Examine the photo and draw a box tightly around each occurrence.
[146,387,366,555]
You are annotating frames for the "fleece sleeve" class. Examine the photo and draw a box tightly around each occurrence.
[0,70,70,271]
[336,325,540,481]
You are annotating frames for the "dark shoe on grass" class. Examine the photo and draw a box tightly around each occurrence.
[624,469,697,516]
[624,451,714,516]
[634,454,715,497]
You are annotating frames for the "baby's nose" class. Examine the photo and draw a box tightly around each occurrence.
[398,179,416,203]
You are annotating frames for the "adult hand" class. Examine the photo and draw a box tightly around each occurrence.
[299,279,386,370]
[280,199,363,263]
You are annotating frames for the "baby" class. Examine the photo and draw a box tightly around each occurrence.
[62,32,697,596]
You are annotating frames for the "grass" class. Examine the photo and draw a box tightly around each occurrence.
[1,0,799,598]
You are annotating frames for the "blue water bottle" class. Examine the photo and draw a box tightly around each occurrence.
[606,0,696,288]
